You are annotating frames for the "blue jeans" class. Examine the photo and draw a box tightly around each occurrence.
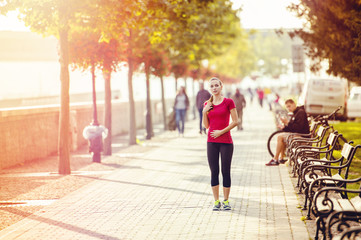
[198,108,204,132]
[175,109,186,134]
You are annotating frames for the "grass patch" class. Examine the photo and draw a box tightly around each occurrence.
[331,122,361,197]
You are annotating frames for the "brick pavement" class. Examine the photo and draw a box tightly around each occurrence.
[0,103,309,240]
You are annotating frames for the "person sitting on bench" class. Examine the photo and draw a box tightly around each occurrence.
[266,99,310,166]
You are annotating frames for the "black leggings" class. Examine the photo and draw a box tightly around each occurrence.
[207,142,234,187]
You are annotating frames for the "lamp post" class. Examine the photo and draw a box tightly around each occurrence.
[83,63,107,163]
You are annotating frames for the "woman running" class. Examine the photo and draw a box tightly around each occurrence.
[202,77,238,211]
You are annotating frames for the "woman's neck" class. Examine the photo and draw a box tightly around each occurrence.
[212,95,223,104]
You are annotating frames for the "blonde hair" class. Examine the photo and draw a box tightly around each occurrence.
[209,77,223,86]
[208,77,223,103]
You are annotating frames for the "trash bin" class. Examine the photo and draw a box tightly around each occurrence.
[83,125,108,163]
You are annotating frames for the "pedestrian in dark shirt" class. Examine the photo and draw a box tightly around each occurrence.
[196,82,211,134]
[266,99,310,166]
[231,88,246,130]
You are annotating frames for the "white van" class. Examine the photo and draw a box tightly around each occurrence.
[298,78,348,119]
[347,86,361,119]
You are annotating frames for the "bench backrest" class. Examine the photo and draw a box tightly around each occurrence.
[309,121,319,136]
[341,143,354,160]
[326,132,342,158]
[339,143,358,179]
[317,125,326,138]
[313,125,330,147]
[327,132,338,146]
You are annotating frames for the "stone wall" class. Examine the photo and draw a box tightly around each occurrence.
[0,99,174,169]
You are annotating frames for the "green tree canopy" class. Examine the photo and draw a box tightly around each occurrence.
[209,23,256,80]
[164,0,240,74]
[288,0,361,84]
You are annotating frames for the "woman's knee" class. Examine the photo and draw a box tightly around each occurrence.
[223,177,231,188]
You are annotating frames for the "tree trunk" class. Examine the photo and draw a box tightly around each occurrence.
[103,70,112,155]
[183,76,187,91]
[160,75,167,130]
[58,28,71,175]
[91,63,99,126]
[128,30,137,145]
[145,62,153,139]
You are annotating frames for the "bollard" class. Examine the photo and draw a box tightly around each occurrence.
[83,124,108,163]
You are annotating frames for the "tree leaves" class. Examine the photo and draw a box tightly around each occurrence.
[289,0,361,84]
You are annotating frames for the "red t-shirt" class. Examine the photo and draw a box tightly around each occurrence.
[205,98,236,143]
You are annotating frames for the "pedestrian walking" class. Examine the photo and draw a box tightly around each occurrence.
[264,87,273,111]
[256,88,264,107]
[174,86,189,137]
[202,77,238,211]
[274,93,282,110]
[247,87,254,104]
[196,82,211,134]
[231,88,246,130]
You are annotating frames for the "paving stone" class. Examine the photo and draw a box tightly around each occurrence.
[0,103,309,240]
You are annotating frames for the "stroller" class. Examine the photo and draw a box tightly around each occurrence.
[167,108,176,131]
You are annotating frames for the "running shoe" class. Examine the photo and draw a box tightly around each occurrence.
[222,200,231,211]
[213,200,221,211]
[265,159,279,166]
[279,159,288,164]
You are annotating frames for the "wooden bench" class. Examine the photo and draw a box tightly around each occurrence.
[332,225,361,240]
[288,125,331,176]
[326,210,361,239]
[296,131,342,189]
[286,122,325,161]
[301,142,359,220]
[309,144,361,240]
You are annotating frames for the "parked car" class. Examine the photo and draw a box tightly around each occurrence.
[347,86,361,119]
[298,78,348,120]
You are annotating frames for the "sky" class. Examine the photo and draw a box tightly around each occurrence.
[234,0,303,29]
[0,0,303,31]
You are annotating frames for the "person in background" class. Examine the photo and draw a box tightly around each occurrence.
[196,82,211,134]
[231,88,246,130]
[263,87,273,111]
[247,87,254,104]
[256,88,264,107]
[174,86,189,137]
[274,93,281,109]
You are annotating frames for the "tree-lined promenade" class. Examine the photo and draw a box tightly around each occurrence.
[1,0,256,174]
[2,0,361,177]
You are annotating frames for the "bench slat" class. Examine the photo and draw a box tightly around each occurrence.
[324,174,344,184]
[316,198,342,212]
[350,196,361,210]
[337,199,357,212]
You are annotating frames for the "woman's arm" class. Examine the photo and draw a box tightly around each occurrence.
[202,101,213,129]
[210,108,238,139]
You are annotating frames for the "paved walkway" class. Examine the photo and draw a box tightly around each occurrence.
[0,102,309,240]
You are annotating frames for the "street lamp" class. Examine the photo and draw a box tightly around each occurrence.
[82,64,108,162]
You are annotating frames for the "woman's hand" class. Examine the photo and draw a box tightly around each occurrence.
[210,130,222,139]
[203,101,213,114]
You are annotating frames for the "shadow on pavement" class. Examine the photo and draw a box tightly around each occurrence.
[2,208,122,240]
